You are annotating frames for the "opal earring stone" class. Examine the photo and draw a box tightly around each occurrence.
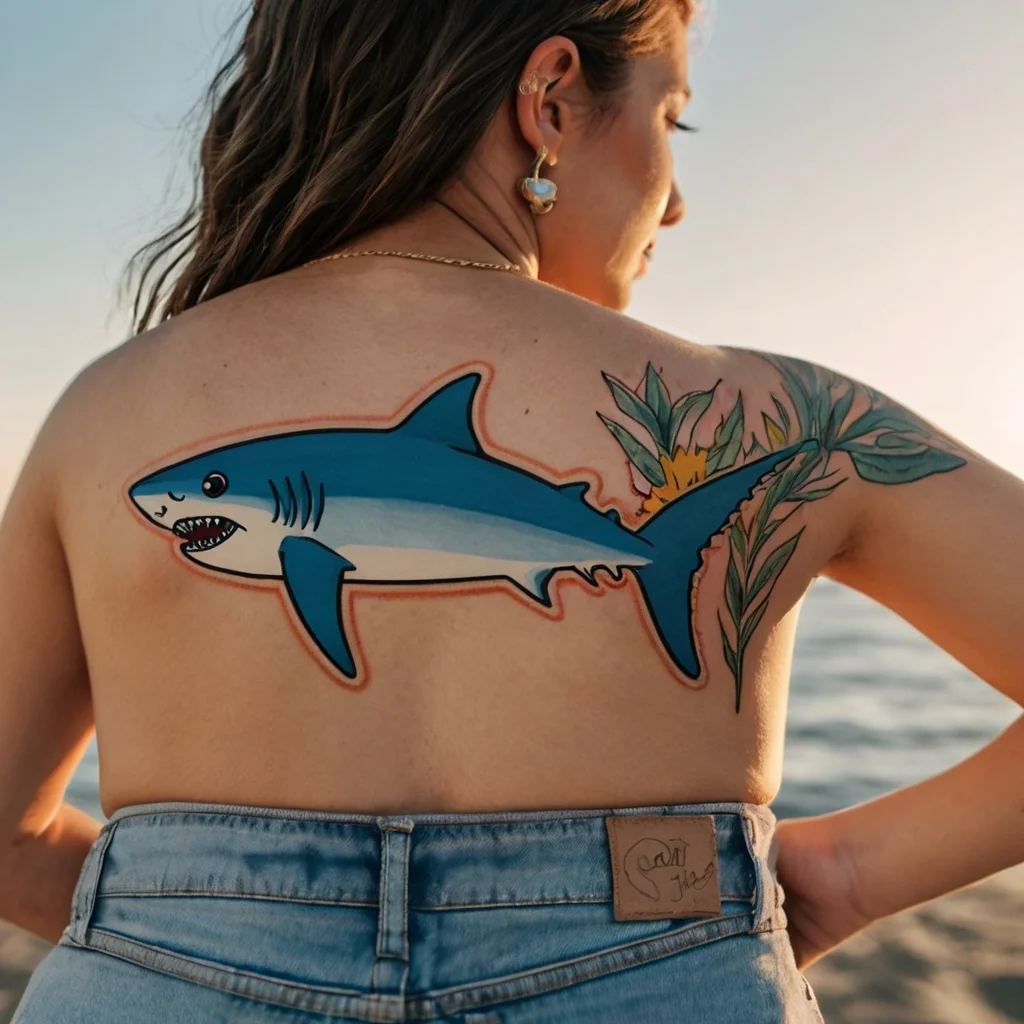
[518,145,558,215]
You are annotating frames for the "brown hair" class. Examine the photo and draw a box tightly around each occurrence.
[122,0,695,335]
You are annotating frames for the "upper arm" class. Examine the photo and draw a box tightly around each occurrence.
[756,351,1024,709]
[827,443,1024,709]
[0,393,95,843]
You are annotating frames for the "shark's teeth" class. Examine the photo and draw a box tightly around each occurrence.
[172,516,240,553]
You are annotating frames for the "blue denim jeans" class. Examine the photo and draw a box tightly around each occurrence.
[14,800,825,1022]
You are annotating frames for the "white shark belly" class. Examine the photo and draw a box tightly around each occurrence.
[319,498,649,583]
[338,545,568,584]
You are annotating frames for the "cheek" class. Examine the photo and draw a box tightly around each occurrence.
[598,128,671,256]
[641,130,675,210]
[535,118,671,306]
[615,120,672,214]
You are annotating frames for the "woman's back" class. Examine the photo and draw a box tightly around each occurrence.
[5,3,1024,1020]
[33,257,868,818]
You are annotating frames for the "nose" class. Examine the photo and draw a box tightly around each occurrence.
[154,505,168,519]
[661,180,685,227]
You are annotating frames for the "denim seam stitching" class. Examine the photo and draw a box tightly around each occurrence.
[370,832,390,994]
[396,829,413,1004]
[65,928,403,1022]
[95,889,378,907]
[78,927,369,997]
[409,893,754,910]
[65,910,753,1022]
[68,820,117,944]
[105,800,753,827]
[401,832,411,963]
[92,889,755,907]
[739,809,771,933]
[411,910,755,1017]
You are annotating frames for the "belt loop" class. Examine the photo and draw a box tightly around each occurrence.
[64,821,117,945]
[371,816,414,997]
[742,806,782,933]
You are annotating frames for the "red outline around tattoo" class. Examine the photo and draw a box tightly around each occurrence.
[122,360,710,692]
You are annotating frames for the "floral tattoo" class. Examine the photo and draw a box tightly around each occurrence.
[599,353,967,712]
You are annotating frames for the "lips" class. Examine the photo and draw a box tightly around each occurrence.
[172,516,240,553]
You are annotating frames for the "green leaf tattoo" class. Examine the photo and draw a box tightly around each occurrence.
[602,372,669,458]
[668,386,717,455]
[597,412,667,487]
[598,354,967,714]
[706,394,745,475]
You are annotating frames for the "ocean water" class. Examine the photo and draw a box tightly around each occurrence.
[65,577,1019,825]
[772,577,1019,819]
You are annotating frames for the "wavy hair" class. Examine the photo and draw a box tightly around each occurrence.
[122,0,696,335]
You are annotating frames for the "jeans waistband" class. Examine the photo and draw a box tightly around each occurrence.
[67,799,784,945]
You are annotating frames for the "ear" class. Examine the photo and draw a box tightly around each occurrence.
[514,35,584,168]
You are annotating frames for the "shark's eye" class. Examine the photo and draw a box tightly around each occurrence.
[202,472,229,498]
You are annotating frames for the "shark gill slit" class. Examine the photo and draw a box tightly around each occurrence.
[300,471,313,529]
[269,479,282,524]
[313,482,325,532]
[285,476,299,528]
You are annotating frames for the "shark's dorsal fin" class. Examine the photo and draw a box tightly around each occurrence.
[396,373,482,454]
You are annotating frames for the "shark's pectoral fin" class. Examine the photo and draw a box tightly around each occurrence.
[278,536,357,679]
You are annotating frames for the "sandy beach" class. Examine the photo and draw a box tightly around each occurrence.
[804,862,1024,1024]
[1,863,1020,1023]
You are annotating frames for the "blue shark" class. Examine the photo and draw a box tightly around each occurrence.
[129,373,817,680]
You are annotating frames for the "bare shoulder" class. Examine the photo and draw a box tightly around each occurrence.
[702,343,1024,709]
[18,301,224,540]
[713,342,974,517]
[33,273,280,461]
[702,343,975,573]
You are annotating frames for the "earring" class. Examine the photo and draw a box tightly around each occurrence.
[518,145,558,215]
[518,69,547,95]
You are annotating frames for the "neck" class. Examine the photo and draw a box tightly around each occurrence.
[339,161,542,279]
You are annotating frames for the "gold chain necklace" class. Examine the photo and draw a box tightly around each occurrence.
[302,249,522,274]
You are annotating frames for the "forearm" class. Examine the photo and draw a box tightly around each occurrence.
[819,711,1024,922]
[0,801,103,944]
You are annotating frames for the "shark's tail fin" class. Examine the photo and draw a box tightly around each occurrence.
[633,440,819,679]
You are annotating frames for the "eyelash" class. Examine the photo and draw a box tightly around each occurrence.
[668,118,698,133]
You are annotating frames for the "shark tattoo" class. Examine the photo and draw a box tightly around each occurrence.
[129,372,816,683]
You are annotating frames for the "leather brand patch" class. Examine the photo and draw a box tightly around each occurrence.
[605,815,722,921]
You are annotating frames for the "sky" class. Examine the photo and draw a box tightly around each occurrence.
[1,0,1022,505]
